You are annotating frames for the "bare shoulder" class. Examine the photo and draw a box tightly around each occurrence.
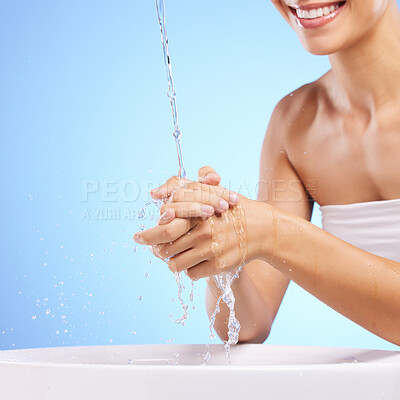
[263,71,332,156]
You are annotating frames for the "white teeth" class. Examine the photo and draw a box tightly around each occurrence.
[295,3,341,19]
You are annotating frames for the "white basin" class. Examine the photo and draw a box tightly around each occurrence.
[0,344,399,399]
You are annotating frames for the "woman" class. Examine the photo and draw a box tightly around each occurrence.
[134,0,400,346]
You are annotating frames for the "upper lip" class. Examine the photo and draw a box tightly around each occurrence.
[287,1,345,10]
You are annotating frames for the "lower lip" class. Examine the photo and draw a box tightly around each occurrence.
[290,2,346,29]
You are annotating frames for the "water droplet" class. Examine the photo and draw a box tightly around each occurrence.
[204,352,211,362]
[46,309,51,315]
[289,93,294,97]
[139,225,145,231]
[173,353,180,358]
[32,315,37,320]
[144,272,149,278]
[138,208,146,219]
[127,359,133,365]
[303,151,307,155]
[138,296,143,301]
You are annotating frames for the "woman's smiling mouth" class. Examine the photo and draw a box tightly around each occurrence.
[289,1,347,28]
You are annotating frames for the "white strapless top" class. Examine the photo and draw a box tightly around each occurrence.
[320,199,400,263]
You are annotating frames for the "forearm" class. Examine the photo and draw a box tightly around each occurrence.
[205,262,275,343]
[258,205,400,346]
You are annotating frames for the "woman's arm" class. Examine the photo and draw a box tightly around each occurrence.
[204,102,315,343]
[256,206,400,347]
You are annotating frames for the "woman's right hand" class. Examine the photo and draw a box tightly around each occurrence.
[151,166,223,226]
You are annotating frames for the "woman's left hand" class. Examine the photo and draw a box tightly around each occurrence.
[134,180,270,280]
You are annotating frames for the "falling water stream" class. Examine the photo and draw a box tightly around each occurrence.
[154,0,245,361]
[155,0,186,180]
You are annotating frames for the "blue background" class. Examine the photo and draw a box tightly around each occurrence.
[0,0,398,351]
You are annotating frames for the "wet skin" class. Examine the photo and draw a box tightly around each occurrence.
[135,0,400,345]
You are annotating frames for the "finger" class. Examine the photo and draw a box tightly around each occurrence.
[171,182,239,210]
[186,260,215,281]
[198,166,221,185]
[133,218,197,245]
[160,203,214,219]
[168,248,209,273]
[157,227,200,259]
[150,176,189,200]
[157,207,175,225]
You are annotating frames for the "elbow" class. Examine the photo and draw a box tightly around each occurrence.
[237,326,271,344]
[211,322,271,345]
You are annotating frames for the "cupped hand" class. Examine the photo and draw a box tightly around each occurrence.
[150,166,239,222]
[133,167,268,280]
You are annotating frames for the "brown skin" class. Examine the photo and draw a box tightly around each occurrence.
[134,0,400,346]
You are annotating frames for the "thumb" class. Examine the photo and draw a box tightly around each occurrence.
[198,165,221,186]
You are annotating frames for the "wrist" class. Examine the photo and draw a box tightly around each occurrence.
[247,200,279,264]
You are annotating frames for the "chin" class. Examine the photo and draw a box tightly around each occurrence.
[298,34,349,56]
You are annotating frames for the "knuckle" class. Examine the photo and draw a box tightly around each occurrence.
[187,181,199,191]
[171,190,180,203]
[186,268,198,281]
[198,226,211,241]
[163,224,175,241]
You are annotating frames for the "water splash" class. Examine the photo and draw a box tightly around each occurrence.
[208,203,248,361]
[174,272,188,326]
[155,0,190,326]
[154,2,246,357]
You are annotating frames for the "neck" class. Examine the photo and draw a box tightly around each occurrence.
[329,1,400,113]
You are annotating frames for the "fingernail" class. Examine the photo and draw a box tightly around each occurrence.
[229,192,239,204]
[150,187,162,198]
[168,259,177,273]
[218,199,229,212]
[206,172,221,182]
[133,233,145,244]
[201,205,214,217]
[157,208,173,224]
